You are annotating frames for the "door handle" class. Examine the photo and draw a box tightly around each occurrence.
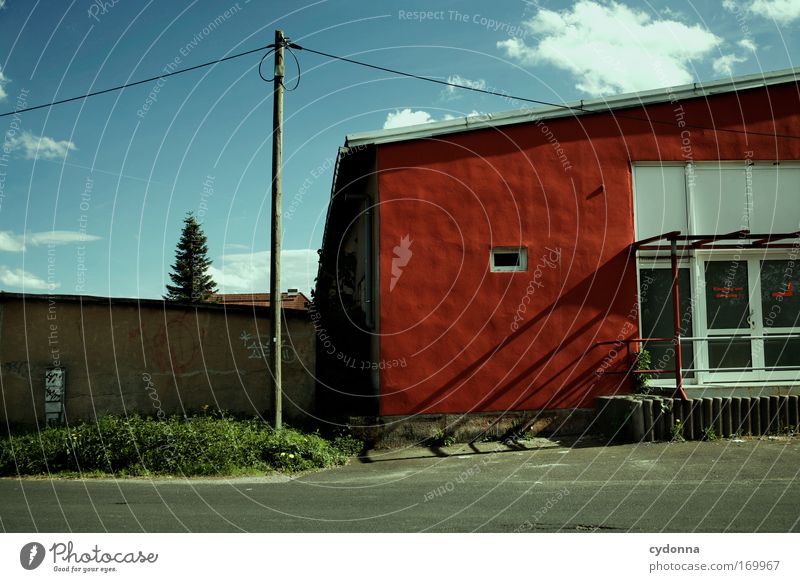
[747,312,756,330]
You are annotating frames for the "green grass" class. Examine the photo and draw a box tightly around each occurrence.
[0,414,362,478]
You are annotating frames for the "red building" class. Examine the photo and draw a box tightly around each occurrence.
[315,68,800,426]
[212,289,310,311]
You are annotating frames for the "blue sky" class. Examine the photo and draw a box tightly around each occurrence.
[0,0,798,298]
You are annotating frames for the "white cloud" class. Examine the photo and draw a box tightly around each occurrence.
[713,53,748,75]
[209,249,317,294]
[383,109,435,129]
[0,265,53,290]
[0,230,101,252]
[724,0,800,25]
[5,130,77,160]
[497,0,720,96]
[0,66,8,102]
[0,232,24,252]
[383,109,483,129]
[659,6,686,19]
[442,110,482,121]
[443,75,487,99]
[738,38,758,52]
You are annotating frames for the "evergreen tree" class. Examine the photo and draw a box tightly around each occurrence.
[164,212,218,302]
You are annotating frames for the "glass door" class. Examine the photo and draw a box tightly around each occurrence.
[699,254,800,382]
[699,257,759,382]
[759,259,800,381]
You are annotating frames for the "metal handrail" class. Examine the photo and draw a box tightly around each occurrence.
[597,333,800,345]
[597,333,800,377]
[658,365,800,373]
[629,229,800,399]
[606,365,800,375]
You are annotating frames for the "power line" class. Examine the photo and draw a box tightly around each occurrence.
[257,41,300,91]
[293,43,800,141]
[0,43,273,118]
[292,44,580,111]
[2,38,798,142]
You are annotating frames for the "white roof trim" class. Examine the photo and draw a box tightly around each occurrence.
[345,67,800,148]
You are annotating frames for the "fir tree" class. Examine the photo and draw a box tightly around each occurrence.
[164,212,218,302]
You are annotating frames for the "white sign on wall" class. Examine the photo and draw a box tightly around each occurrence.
[44,367,65,426]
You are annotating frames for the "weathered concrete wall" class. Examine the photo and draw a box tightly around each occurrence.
[594,394,800,442]
[0,293,315,430]
[349,408,594,449]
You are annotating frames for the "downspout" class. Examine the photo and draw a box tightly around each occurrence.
[364,199,374,330]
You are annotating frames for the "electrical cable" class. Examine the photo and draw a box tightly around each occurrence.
[292,43,800,141]
[258,48,277,83]
[258,39,300,90]
[2,38,798,142]
[0,43,274,118]
[291,43,581,111]
[283,45,301,92]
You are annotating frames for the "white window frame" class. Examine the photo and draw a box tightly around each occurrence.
[631,162,688,242]
[490,247,527,272]
[693,249,800,385]
[632,161,800,386]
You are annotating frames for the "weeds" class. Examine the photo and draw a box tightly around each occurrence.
[633,349,653,394]
[670,419,685,442]
[0,414,361,477]
[427,429,455,447]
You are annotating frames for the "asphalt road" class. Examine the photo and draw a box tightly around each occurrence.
[1,436,799,532]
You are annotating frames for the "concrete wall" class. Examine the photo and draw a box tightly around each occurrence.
[0,293,315,430]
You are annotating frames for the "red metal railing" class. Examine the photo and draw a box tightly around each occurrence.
[602,228,800,402]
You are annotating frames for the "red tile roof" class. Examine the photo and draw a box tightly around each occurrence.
[211,289,310,310]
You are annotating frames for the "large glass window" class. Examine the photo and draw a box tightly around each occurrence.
[632,163,800,240]
[633,166,688,240]
[704,260,750,330]
[639,268,695,379]
[760,260,800,329]
[703,260,752,372]
[691,167,749,234]
[761,259,800,370]
[751,168,800,233]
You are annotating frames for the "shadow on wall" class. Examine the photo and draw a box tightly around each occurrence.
[404,247,638,415]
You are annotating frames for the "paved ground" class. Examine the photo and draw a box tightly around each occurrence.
[1,436,799,532]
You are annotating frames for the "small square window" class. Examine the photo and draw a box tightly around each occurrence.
[491,247,527,272]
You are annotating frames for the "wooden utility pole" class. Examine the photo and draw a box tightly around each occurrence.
[270,30,284,429]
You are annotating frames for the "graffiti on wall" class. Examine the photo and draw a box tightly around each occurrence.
[239,331,296,363]
[1,360,31,377]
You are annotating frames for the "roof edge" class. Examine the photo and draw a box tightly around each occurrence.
[345,67,800,147]
[0,291,310,315]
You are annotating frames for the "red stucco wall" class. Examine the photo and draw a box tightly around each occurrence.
[375,82,800,416]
